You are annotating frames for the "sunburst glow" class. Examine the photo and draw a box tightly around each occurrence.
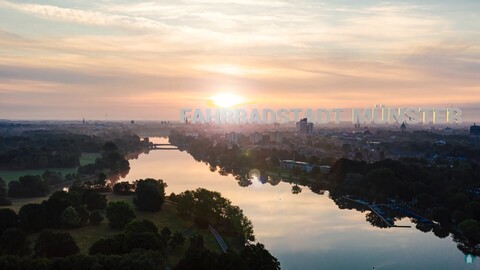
[209,93,246,108]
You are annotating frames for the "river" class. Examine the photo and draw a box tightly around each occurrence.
[122,137,477,270]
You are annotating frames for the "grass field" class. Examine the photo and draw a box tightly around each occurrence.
[0,152,100,183]
[21,194,226,267]
[79,153,100,166]
[0,151,232,266]
[0,196,49,212]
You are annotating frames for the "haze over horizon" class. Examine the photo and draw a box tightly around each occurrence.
[1,0,479,121]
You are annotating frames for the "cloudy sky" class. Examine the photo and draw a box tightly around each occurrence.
[0,0,479,121]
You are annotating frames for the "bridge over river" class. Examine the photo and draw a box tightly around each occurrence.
[149,143,179,150]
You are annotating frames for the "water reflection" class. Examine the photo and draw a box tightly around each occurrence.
[120,138,479,270]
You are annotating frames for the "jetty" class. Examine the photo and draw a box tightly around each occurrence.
[341,196,411,228]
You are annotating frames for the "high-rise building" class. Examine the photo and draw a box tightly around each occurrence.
[296,118,313,135]
[470,124,480,136]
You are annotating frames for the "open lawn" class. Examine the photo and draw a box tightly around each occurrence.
[0,196,48,212]
[79,153,100,166]
[0,168,78,183]
[0,152,100,183]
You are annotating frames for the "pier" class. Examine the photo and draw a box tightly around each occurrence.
[341,196,412,228]
[368,204,395,227]
[385,204,435,225]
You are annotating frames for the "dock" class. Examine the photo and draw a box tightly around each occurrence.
[341,196,411,228]
[385,205,435,225]
[368,204,395,227]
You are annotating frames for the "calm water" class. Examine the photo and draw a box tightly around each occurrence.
[122,138,478,270]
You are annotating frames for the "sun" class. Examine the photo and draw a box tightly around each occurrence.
[209,93,246,108]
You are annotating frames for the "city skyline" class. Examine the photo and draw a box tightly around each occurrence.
[0,0,479,120]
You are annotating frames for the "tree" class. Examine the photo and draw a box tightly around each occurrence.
[416,193,436,209]
[174,245,217,270]
[176,190,195,217]
[60,206,81,228]
[448,192,469,210]
[125,232,164,252]
[431,207,451,225]
[96,172,107,187]
[175,234,251,270]
[84,191,107,211]
[465,201,480,220]
[125,219,158,235]
[106,201,136,229]
[18,203,47,233]
[170,232,185,249]
[42,170,64,185]
[44,191,81,228]
[34,231,79,258]
[240,243,281,270]
[0,208,18,234]
[113,182,135,195]
[134,178,167,212]
[89,235,126,255]
[366,168,396,195]
[309,166,320,177]
[102,141,119,155]
[8,175,50,198]
[89,210,104,225]
[0,177,11,206]
[291,185,302,194]
[175,235,216,269]
[457,219,480,243]
[115,250,167,269]
[176,188,255,243]
[77,205,90,224]
[160,227,171,242]
[0,228,31,256]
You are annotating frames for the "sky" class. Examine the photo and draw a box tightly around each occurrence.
[0,0,479,121]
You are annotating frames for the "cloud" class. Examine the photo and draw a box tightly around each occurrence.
[402,44,480,83]
[0,0,171,31]
[0,1,479,120]
[0,65,117,85]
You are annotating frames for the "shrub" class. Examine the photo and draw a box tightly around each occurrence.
[89,210,104,225]
[106,201,135,229]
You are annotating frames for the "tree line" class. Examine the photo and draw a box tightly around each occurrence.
[0,131,146,171]
[0,176,281,269]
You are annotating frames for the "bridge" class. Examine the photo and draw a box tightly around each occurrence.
[149,143,179,150]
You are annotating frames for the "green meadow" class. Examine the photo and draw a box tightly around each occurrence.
[0,153,100,183]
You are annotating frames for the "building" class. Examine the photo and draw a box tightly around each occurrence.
[471,124,480,136]
[269,131,283,143]
[249,132,263,144]
[296,118,313,135]
[225,132,239,145]
[319,165,331,174]
[280,160,313,173]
